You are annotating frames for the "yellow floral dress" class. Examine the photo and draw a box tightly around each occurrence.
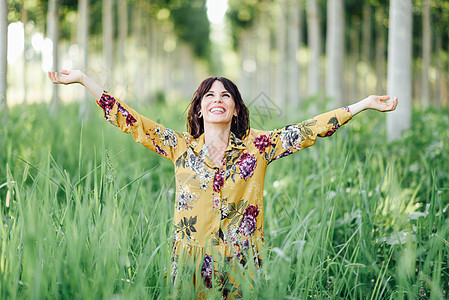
[97,91,353,297]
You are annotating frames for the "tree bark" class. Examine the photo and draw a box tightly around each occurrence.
[287,0,301,109]
[47,0,60,112]
[387,0,412,142]
[256,3,272,99]
[103,0,113,72]
[0,0,7,123]
[325,0,344,107]
[78,0,89,119]
[306,0,321,97]
[361,3,372,96]
[275,0,287,107]
[434,35,442,107]
[375,6,386,93]
[21,1,28,104]
[118,0,128,63]
[421,0,431,108]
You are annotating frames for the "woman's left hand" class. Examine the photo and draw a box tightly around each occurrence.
[364,95,398,112]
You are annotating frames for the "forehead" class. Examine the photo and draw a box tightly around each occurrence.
[208,80,227,92]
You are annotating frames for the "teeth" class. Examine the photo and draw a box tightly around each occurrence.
[210,108,225,113]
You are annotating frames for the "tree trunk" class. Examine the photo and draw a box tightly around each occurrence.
[256,3,272,99]
[78,0,89,119]
[287,0,301,109]
[275,0,287,107]
[421,0,431,108]
[21,1,28,104]
[325,0,344,107]
[387,0,412,142]
[0,0,7,123]
[47,0,60,112]
[118,0,128,63]
[306,0,321,97]
[103,0,113,72]
[361,3,372,95]
[375,6,386,93]
[434,35,442,107]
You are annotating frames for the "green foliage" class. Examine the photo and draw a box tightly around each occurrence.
[0,101,448,298]
[226,0,263,49]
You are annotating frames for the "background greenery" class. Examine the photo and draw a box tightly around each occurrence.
[0,99,447,298]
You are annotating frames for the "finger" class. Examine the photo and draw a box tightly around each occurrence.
[49,71,57,83]
[60,69,69,75]
[379,95,390,101]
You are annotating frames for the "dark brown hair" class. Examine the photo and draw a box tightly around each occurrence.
[187,77,250,139]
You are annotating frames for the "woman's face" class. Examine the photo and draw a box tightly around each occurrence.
[200,80,237,127]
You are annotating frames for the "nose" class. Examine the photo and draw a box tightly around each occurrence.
[213,96,223,103]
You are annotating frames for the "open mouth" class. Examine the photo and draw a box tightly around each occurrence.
[209,106,226,114]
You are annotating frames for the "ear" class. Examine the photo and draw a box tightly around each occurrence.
[234,108,238,117]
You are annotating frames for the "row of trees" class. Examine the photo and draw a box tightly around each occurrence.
[1,0,449,140]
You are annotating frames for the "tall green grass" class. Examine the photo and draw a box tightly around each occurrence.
[1,101,448,299]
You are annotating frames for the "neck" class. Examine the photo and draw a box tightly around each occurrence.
[203,123,231,149]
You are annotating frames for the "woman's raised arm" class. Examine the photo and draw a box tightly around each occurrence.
[348,95,398,116]
[48,70,103,100]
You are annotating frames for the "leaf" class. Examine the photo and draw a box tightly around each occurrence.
[183,217,188,227]
[186,228,191,236]
[212,238,219,246]
[264,152,269,161]
[181,231,185,239]
[180,219,184,227]
[189,225,197,233]
[227,211,237,219]
[229,202,236,212]
[191,215,197,225]
[230,215,240,225]
[304,127,313,136]
[237,199,245,210]
[305,120,317,126]
[225,171,230,180]
[328,116,338,126]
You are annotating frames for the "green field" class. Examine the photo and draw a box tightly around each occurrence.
[1,100,448,299]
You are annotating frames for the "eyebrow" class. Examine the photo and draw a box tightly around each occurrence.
[207,90,230,94]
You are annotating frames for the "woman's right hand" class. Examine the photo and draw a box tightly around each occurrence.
[48,70,84,85]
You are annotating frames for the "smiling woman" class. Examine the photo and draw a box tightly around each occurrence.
[48,69,397,298]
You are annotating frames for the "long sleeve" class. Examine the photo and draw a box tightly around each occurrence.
[96,91,184,162]
[257,106,352,164]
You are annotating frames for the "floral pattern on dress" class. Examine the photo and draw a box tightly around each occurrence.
[237,153,257,180]
[280,125,302,150]
[96,92,353,298]
[213,169,225,192]
[253,134,270,154]
[201,254,214,288]
[176,186,196,212]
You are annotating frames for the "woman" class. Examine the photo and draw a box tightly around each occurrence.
[48,70,398,298]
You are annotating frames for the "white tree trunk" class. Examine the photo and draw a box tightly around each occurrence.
[421,0,431,108]
[103,0,113,72]
[361,3,372,95]
[47,0,59,111]
[78,0,89,119]
[0,0,7,121]
[375,6,386,93]
[275,0,287,107]
[118,0,128,63]
[325,0,344,106]
[22,2,28,104]
[387,0,412,142]
[256,4,272,98]
[287,0,301,109]
[306,0,321,97]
